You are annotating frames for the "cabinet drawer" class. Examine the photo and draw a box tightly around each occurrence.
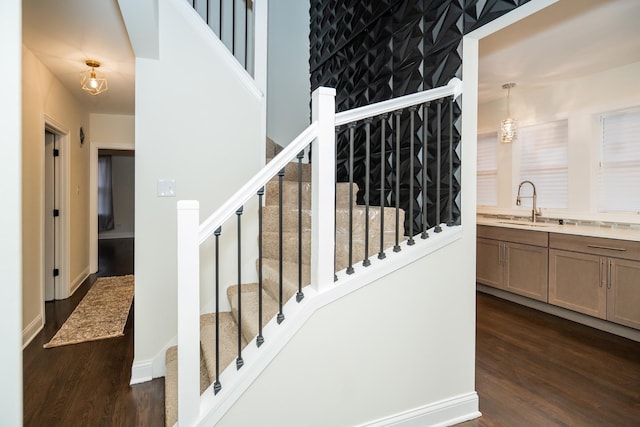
[549,233,640,262]
[477,225,548,247]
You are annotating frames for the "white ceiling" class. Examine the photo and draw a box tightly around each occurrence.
[21,0,640,114]
[22,0,135,114]
[479,0,640,104]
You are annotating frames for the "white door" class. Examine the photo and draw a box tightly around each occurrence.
[44,131,60,301]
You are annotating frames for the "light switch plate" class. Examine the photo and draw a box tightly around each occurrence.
[157,179,176,197]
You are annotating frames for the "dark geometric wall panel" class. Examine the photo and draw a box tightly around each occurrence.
[310,0,528,235]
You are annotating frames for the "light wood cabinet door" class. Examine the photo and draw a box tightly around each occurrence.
[607,258,640,329]
[477,238,502,289]
[504,242,548,302]
[549,249,606,319]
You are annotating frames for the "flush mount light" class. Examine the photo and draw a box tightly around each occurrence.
[500,83,517,144]
[80,60,108,96]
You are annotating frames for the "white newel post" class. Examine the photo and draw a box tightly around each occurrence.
[177,200,200,427]
[311,87,336,293]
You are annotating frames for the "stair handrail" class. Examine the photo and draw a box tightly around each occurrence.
[198,122,318,244]
[335,77,463,126]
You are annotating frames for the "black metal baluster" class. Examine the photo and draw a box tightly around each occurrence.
[448,96,455,227]
[378,114,387,260]
[236,206,244,369]
[347,123,356,274]
[256,188,264,347]
[334,128,339,281]
[363,118,372,267]
[296,150,305,302]
[422,102,430,239]
[213,226,222,394]
[277,168,285,323]
[232,0,236,55]
[206,0,210,25]
[408,106,416,246]
[393,111,402,252]
[435,99,443,233]
[244,0,248,68]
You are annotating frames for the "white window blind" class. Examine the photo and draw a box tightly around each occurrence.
[477,132,498,206]
[518,119,568,209]
[599,108,640,212]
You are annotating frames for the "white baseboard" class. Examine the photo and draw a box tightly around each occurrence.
[22,313,44,349]
[130,336,177,385]
[359,392,481,427]
[70,266,90,296]
[98,232,135,240]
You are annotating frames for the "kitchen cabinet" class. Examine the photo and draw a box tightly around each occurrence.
[549,234,640,330]
[477,225,549,302]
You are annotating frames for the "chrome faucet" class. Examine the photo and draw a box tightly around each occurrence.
[516,180,540,223]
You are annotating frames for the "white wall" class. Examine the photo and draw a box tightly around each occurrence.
[217,238,477,426]
[98,154,135,239]
[267,0,311,146]
[0,0,23,423]
[22,46,91,342]
[478,61,640,223]
[128,0,263,373]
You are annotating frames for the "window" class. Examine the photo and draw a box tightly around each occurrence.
[598,108,640,212]
[518,119,568,209]
[477,132,498,206]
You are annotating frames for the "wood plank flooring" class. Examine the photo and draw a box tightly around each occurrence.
[24,241,639,426]
[23,238,165,427]
[460,292,640,426]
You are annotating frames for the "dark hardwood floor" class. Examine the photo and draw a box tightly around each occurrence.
[460,292,640,427]
[23,238,165,427]
[24,242,639,426]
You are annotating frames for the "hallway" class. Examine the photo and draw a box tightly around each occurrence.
[22,238,164,427]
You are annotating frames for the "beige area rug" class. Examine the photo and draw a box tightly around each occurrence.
[44,275,134,348]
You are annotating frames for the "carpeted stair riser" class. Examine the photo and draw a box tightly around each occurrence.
[264,181,356,209]
[267,162,312,183]
[261,229,399,268]
[262,205,402,235]
[227,283,280,344]
[164,345,211,427]
[260,258,310,304]
[200,312,247,383]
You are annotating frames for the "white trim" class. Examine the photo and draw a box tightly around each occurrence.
[98,232,135,240]
[22,313,44,349]
[477,284,640,342]
[196,226,463,427]
[130,360,153,385]
[42,115,71,302]
[90,141,135,274]
[335,78,462,127]
[130,336,177,384]
[357,392,480,427]
[69,267,90,297]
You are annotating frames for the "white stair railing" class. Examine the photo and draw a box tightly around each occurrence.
[176,78,462,426]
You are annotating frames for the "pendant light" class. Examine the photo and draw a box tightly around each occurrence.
[501,83,517,144]
[80,60,108,96]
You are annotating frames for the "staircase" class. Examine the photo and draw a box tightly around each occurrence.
[165,139,403,426]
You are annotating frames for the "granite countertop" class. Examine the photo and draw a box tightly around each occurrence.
[477,215,640,242]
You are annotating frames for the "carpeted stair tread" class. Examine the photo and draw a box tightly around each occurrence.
[227,283,280,344]
[260,258,310,303]
[265,181,356,209]
[200,312,247,386]
[262,205,401,234]
[268,162,312,183]
[164,345,210,427]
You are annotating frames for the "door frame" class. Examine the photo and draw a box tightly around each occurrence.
[90,141,135,273]
[42,115,70,303]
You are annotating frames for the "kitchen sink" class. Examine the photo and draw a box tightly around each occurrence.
[497,220,550,228]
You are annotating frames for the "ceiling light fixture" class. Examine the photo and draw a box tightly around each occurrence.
[80,60,108,96]
[501,83,517,144]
